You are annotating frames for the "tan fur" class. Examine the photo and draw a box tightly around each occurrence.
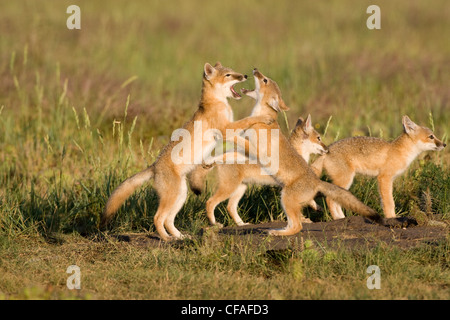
[101,62,273,241]
[311,116,446,219]
[204,113,328,227]
[205,69,381,236]
[187,166,210,195]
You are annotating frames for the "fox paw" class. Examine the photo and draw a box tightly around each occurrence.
[202,162,215,169]
[262,116,275,125]
[301,217,313,224]
[208,222,223,229]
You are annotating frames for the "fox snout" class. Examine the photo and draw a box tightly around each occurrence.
[319,143,329,155]
[253,68,263,78]
[433,136,447,150]
[233,74,247,82]
[436,141,447,150]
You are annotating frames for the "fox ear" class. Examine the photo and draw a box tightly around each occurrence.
[295,117,304,128]
[214,61,222,68]
[279,99,290,111]
[268,97,289,113]
[204,63,216,81]
[268,97,280,112]
[302,114,313,133]
[402,115,418,134]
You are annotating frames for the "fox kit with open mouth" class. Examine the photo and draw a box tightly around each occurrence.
[100,62,273,241]
[205,69,381,236]
[311,116,446,220]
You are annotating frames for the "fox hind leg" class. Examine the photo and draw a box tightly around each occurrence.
[164,177,189,239]
[226,184,248,226]
[154,192,179,241]
[326,172,355,220]
[268,190,308,236]
[326,198,346,220]
[153,171,188,241]
[206,179,243,227]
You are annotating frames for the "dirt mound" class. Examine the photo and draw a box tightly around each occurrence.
[114,216,448,251]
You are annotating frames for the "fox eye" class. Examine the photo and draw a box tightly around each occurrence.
[317,136,321,141]
[225,74,231,77]
[429,135,434,139]
[263,79,268,84]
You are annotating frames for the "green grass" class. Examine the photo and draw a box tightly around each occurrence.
[0,0,449,299]
[1,234,448,299]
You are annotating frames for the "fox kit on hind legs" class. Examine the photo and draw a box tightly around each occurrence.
[101,62,273,241]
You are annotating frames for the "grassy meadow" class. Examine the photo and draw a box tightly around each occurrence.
[0,0,449,300]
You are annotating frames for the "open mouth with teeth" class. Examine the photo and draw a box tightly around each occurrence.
[240,87,257,100]
[230,84,241,99]
[240,88,253,95]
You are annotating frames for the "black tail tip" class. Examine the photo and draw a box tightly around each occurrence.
[99,216,110,231]
[366,212,384,225]
[191,187,203,196]
[383,217,418,228]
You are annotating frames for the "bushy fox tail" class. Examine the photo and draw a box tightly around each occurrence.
[100,166,155,228]
[310,155,324,177]
[317,181,382,223]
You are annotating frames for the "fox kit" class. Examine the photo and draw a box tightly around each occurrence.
[100,62,272,241]
[205,69,381,236]
[204,113,328,227]
[311,116,446,220]
[288,115,328,164]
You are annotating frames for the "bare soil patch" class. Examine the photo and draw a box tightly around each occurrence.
[114,216,448,251]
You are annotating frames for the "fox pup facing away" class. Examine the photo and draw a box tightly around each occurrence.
[311,116,446,220]
[205,69,381,236]
[205,114,328,227]
[100,62,272,241]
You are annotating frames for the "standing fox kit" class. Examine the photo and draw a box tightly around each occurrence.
[206,69,381,236]
[312,116,446,220]
[205,114,328,227]
[101,62,272,241]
